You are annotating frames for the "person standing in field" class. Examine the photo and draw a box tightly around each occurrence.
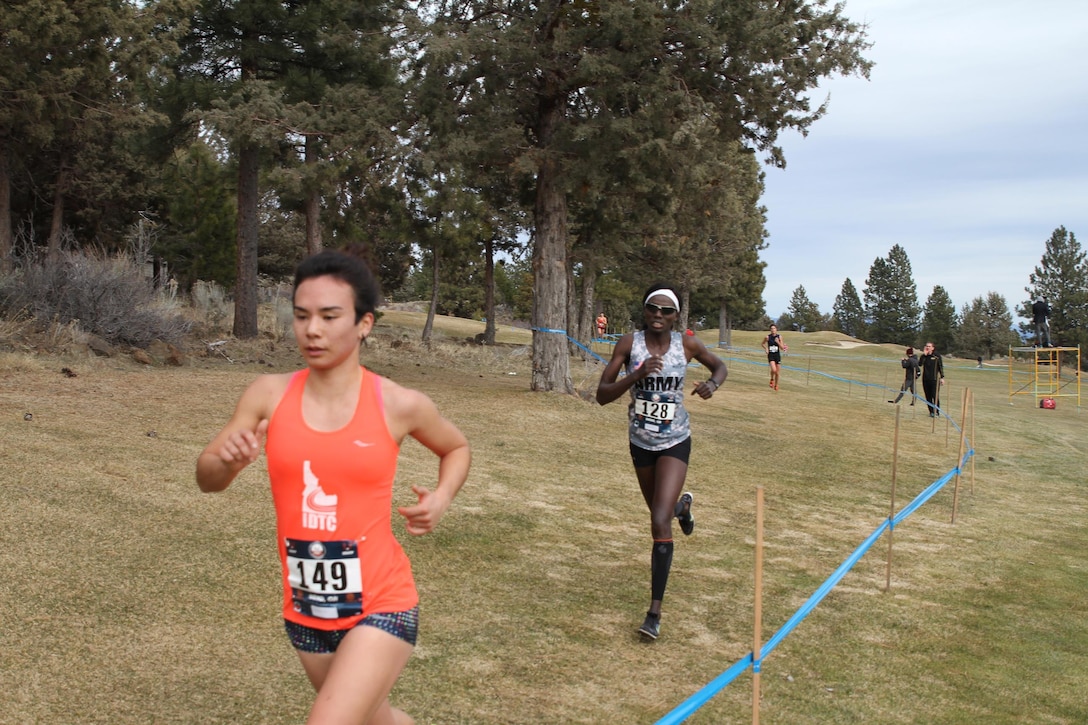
[595,284,727,641]
[919,341,945,417]
[596,312,608,339]
[889,346,920,405]
[196,246,471,725]
[762,323,787,390]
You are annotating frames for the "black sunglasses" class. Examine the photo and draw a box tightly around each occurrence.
[645,303,677,315]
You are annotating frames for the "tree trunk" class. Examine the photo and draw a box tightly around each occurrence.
[531,156,573,393]
[422,239,438,345]
[483,235,495,345]
[718,300,732,348]
[565,261,579,357]
[304,135,322,256]
[530,84,573,393]
[47,158,67,262]
[679,288,691,332]
[0,144,11,272]
[232,142,260,338]
[578,258,597,351]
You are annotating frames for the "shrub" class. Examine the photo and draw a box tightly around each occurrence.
[0,250,192,347]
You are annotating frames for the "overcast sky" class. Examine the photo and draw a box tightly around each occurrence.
[759,0,1088,324]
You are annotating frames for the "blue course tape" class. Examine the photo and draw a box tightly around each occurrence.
[655,654,755,725]
[570,337,607,364]
[653,431,975,723]
[762,520,890,658]
[529,328,610,365]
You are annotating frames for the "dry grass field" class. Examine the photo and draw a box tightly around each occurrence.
[2,311,1086,724]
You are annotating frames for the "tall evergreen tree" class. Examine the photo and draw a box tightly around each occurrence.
[688,245,767,346]
[832,277,865,338]
[1020,226,1088,349]
[630,139,768,334]
[175,0,290,337]
[418,0,871,392]
[271,0,403,255]
[158,141,237,288]
[175,0,405,337]
[920,285,958,354]
[959,293,1018,360]
[787,285,821,332]
[863,244,921,344]
[0,0,192,263]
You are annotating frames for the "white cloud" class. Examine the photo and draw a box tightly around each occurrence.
[761,0,1088,322]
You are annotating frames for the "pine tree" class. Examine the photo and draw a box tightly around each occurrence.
[920,285,958,354]
[175,0,406,337]
[833,278,865,338]
[158,141,237,288]
[959,293,1019,360]
[787,285,821,332]
[0,0,189,262]
[418,0,872,392]
[1021,226,1088,349]
[863,244,921,344]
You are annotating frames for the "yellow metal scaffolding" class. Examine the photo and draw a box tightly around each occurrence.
[1007,345,1081,407]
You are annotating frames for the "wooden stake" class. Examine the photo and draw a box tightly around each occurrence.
[886,407,900,591]
[951,388,969,524]
[752,486,764,725]
[944,383,951,448]
[969,389,976,494]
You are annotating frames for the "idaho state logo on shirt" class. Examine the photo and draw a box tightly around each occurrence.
[301,460,338,531]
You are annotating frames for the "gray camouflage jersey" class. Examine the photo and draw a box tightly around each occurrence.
[627,331,690,451]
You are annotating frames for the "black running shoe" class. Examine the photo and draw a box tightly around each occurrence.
[638,611,661,640]
[675,491,694,536]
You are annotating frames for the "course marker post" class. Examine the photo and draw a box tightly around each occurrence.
[970,391,976,494]
[886,407,900,591]
[945,384,951,447]
[951,387,969,524]
[752,486,764,725]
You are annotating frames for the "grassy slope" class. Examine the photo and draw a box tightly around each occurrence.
[1,313,1085,724]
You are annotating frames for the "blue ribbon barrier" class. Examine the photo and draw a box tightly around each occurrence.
[569,337,607,363]
[557,331,975,722]
[655,445,975,725]
[534,328,613,364]
[654,654,755,725]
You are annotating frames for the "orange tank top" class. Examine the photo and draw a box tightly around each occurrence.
[266,367,417,629]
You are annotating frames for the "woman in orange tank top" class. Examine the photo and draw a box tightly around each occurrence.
[197,246,471,725]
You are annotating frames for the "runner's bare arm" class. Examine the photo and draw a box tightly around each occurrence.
[596,334,651,405]
[686,336,727,398]
[196,376,280,493]
[388,384,471,535]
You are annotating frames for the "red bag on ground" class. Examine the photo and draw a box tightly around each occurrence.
[1040,398,1056,409]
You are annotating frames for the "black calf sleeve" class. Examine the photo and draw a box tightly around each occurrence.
[651,540,674,602]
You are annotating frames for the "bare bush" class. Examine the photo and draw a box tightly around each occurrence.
[0,249,192,347]
[190,280,232,331]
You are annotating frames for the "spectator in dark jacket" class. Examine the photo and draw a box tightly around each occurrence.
[889,347,919,405]
[919,342,945,417]
[1032,296,1051,347]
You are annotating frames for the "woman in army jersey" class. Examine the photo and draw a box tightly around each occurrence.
[596,284,727,640]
